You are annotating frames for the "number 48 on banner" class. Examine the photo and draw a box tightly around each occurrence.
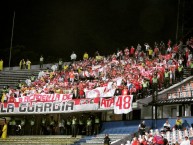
[114,95,133,114]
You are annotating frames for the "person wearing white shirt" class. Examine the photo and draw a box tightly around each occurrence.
[137,44,142,51]
[38,71,45,79]
[163,120,171,132]
[70,52,77,62]
[25,78,31,87]
[58,76,64,82]
[144,43,150,56]
[180,136,190,145]
[167,47,172,54]
[51,64,57,72]
[40,55,44,69]
[178,58,183,65]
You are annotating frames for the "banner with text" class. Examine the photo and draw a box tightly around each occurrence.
[100,97,114,109]
[15,93,73,103]
[0,97,99,115]
[100,95,133,114]
[114,95,133,114]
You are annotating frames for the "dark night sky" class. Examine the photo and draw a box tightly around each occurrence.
[0,0,178,66]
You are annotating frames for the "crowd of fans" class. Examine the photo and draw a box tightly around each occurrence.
[129,129,193,145]
[1,38,193,103]
[128,116,193,145]
[1,38,193,143]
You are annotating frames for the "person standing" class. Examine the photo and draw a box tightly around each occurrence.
[83,52,89,60]
[49,116,56,135]
[40,55,44,69]
[144,43,150,56]
[142,79,149,98]
[41,115,47,135]
[71,116,77,137]
[121,86,129,95]
[114,86,122,96]
[10,117,16,135]
[130,46,135,58]
[70,51,77,63]
[175,116,183,130]
[86,117,92,136]
[138,121,146,137]
[153,132,164,145]
[30,116,35,135]
[131,137,140,145]
[58,58,63,71]
[0,59,3,71]
[181,136,190,145]
[20,116,26,135]
[152,74,158,101]
[30,74,36,82]
[78,115,85,135]
[1,119,7,139]
[58,118,65,135]
[164,68,170,88]
[66,117,71,135]
[19,59,25,69]
[94,115,100,135]
[26,59,31,70]
[178,64,184,81]
[163,120,171,132]
[104,134,111,145]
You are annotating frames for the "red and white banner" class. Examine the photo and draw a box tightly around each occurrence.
[86,85,115,98]
[15,94,73,103]
[85,87,105,98]
[113,77,122,86]
[0,94,134,114]
[100,97,114,109]
[100,95,133,114]
[0,97,99,115]
[114,95,133,114]
[101,89,115,97]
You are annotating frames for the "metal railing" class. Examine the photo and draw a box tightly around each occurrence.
[167,90,193,100]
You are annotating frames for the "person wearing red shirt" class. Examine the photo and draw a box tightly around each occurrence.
[121,86,129,95]
[8,94,15,103]
[130,46,135,57]
[131,137,140,145]
[190,139,193,145]
[154,47,159,57]
[167,39,172,47]
[173,44,178,53]
[124,47,129,56]
[78,87,85,98]
[140,136,148,145]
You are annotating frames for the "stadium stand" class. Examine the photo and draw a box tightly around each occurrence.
[1,37,193,145]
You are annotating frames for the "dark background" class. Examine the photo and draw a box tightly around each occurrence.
[0,0,178,67]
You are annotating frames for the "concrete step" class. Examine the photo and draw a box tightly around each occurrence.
[0,135,81,145]
[0,69,40,89]
[79,134,128,145]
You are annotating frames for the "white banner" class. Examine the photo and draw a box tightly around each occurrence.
[85,87,105,98]
[0,98,99,115]
[15,93,73,103]
[114,95,133,114]
[101,89,115,97]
